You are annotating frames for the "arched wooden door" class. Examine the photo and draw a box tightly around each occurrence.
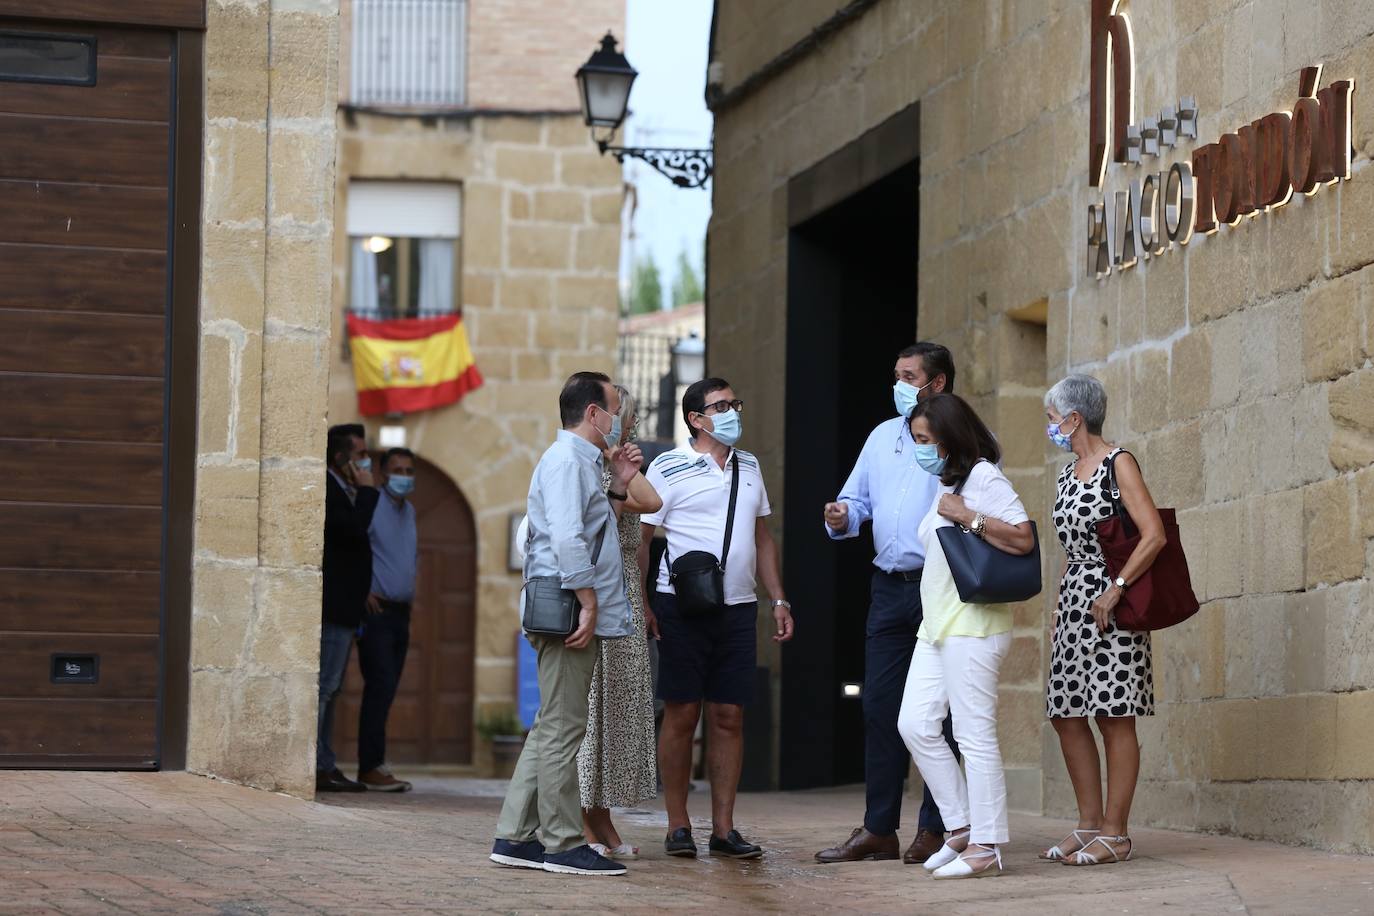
[334,457,477,765]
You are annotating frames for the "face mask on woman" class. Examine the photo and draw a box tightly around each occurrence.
[1047,418,1076,451]
[913,442,946,476]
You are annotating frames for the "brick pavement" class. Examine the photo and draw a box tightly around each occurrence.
[0,771,1370,914]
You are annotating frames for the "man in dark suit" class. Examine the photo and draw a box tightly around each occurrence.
[317,423,380,792]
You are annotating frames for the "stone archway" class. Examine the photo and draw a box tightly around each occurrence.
[334,456,477,766]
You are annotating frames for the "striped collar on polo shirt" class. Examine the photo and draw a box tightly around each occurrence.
[653,445,756,484]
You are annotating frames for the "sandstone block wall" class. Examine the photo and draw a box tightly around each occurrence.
[710,0,1374,850]
[467,0,627,111]
[190,0,341,797]
[327,112,623,770]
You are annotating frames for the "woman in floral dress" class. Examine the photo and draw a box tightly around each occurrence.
[578,386,662,858]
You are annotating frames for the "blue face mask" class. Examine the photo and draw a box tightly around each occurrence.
[593,406,621,448]
[913,442,946,476]
[386,475,414,498]
[1047,418,1076,451]
[355,457,372,472]
[893,380,930,417]
[708,409,742,447]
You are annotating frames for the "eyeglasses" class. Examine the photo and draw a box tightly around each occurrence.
[699,398,744,416]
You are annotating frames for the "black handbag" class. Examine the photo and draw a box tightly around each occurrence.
[934,475,1042,605]
[521,512,609,637]
[667,454,739,618]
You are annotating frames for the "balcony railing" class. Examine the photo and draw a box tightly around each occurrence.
[350,0,466,108]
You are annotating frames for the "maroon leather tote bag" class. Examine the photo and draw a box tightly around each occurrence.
[1094,451,1200,631]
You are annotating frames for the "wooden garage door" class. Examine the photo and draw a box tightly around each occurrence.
[335,458,478,767]
[0,21,175,767]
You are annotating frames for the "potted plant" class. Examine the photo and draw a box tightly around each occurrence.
[476,707,527,779]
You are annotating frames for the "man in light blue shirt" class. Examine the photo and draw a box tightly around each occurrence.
[814,343,962,867]
[356,447,419,793]
[492,372,641,878]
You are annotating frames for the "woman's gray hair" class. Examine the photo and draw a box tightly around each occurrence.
[1044,374,1108,434]
[614,384,638,442]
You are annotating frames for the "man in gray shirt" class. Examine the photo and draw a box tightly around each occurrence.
[491,372,641,878]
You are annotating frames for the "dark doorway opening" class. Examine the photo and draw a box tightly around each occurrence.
[778,147,919,790]
[335,456,477,767]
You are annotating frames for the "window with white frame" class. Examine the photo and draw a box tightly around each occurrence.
[350,0,467,108]
[347,181,461,319]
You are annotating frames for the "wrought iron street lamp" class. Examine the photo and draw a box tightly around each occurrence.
[575,32,713,189]
[670,332,706,386]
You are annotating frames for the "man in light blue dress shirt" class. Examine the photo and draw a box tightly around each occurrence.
[492,372,641,878]
[814,343,962,866]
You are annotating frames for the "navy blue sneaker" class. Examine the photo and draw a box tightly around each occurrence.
[542,844,627,876]
[490,838,545,870]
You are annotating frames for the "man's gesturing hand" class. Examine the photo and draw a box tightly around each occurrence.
[823,502,849,532]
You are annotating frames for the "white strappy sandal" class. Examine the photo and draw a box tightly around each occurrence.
[932,843,1003,880]
[588,841,639,860]
[1039,828,1100,862]
[1065,835,1133,865]
[921,828,971,872]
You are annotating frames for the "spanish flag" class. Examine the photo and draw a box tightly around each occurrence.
[346,314,483,416]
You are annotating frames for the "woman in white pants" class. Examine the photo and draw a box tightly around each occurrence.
[896,393,1035,879]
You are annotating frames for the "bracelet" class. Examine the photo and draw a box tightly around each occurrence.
[608,490,628,501]
[772,599,791,609]
[971,512,987,538]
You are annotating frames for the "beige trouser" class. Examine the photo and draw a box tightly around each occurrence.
[494,633,599,854]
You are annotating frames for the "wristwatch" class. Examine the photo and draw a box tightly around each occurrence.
[1114,576,1128,590]
[608,490,628,501]
[772,599,791,609]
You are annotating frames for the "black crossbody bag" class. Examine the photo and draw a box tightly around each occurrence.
[666,454,739,618]
[521,511,609,637]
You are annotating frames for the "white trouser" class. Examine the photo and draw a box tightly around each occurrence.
[896,632,1011,845]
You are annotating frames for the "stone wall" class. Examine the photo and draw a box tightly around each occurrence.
[467,0,626,110]
[709,0,1374,851]
[189,0,341,797]
[327,112,623,770]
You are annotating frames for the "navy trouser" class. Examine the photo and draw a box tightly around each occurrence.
[316,622,355,773]
[357,601,411,774]
[864,570,959,836]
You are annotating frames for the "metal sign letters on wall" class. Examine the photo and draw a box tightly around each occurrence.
[1086,0,1355,279]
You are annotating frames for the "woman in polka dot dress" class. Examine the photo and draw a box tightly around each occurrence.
[1041,375,1167,868]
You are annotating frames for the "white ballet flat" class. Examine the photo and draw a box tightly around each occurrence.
[922,829,971,872]
[606,843,639,860]
[932,844,1003,880]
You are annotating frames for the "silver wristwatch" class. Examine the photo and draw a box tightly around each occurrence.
[772,599,791,609]
[1114,576,1128,590]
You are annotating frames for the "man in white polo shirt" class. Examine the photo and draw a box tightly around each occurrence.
[641,377,794,861]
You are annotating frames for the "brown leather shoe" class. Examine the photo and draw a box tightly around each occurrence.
[815,827,900,863]
[903,828,945,864]
[357,766,412,792]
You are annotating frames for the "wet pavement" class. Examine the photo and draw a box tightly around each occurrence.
[0,770,1370,913]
